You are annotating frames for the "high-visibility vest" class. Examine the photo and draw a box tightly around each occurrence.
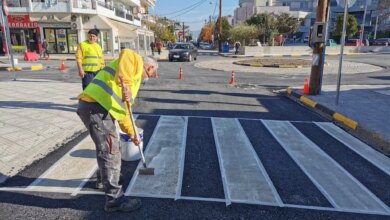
[80,41,103,72]
[83,60,142,120]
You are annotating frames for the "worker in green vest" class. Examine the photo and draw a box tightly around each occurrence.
[77,49,158,212]
[76,29,105,90]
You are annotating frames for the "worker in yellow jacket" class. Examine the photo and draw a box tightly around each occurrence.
[77,49,158,212]
[76,29,105,90]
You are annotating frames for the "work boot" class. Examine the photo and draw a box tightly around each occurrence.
[104,198,141,212]
[95,181,104,190]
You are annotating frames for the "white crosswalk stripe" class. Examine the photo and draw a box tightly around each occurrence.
[2,115,390,216]
[125,116,188,199]
[263,120,390,214]
[212,118,282,206]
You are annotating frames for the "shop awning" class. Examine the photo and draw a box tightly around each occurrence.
[84,15,138,42]
[109,19,138,42]
[83,15,114,30]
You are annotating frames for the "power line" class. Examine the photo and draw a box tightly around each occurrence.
[170,0,209,18]
[159,0,207,16]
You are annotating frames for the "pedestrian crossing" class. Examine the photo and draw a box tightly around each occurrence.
[1,115,390,216]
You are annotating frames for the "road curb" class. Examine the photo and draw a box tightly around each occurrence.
[2,64,44,71]
[285,88,390,155]
[221,53,367,58]
[286,87,358,129]
[233,61,304,68]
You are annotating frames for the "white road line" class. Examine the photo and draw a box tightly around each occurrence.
[71,164,98,196]
[211,117,231,206]
[175,117,188,200]
[212,118,281,207]
[262,120,390,214]
[125,116,163,196]
[315,122,390,176]
[125,116,187,198]
[0,187,388,216]
[235,118,284,206]
[28,136,96,191]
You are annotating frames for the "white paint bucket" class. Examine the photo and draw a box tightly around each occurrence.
[119,129,143,161]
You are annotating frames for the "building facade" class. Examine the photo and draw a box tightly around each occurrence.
[1,0,156,56]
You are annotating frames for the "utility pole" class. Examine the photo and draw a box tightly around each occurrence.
[182,22,185,42]
[309,0,330,95]
[358,0,368,52]
[218,0,222,52]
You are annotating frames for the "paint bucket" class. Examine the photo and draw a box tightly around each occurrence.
[119,129,143,161]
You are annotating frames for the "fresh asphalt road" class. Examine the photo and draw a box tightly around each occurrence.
[0,53,390,219]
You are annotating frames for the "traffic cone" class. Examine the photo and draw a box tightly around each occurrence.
[60,61,66,70]
[179,65,183,80]
[229,71,235,85]
[303,78,309,94]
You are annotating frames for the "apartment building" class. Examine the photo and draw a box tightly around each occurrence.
[1,0,156,56]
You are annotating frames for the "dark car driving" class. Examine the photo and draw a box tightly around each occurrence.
[372,38,390,46]
[169,43,198,62]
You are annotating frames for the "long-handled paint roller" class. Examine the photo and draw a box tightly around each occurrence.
[119,75,154,175]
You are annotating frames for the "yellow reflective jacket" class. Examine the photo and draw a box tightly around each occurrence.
[79,41,104,72]
[79,49,143,136]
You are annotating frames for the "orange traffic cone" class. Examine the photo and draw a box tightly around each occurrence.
[229,71,235,85]
[60,61,66,70]
[179,65,183,80]
[303,78,309,94]
[45,55,49,61]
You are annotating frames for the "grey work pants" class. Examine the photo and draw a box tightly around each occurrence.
[77,100,124,205]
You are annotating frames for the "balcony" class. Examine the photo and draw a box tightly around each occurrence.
[7,0,143,26]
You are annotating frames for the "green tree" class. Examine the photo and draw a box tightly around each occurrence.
[246,13,277,44]
[275,13,301,35]
[145,18,177,42]
[215,17,232,42]
[333,13,358,40]
[229,24,257,46]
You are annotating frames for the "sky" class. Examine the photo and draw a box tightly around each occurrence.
[151,0,238,33]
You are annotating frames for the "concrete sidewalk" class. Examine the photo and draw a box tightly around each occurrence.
[285,85,390,155]
[0,79,85,183]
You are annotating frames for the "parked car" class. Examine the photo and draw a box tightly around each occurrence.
[372,38,390,46]
[303,36,309,43]
[326,39,338,46]
[345,39,364,46]
[198,42,213,50]
[168,43,198,62]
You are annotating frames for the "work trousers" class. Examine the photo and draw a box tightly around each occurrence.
[77,100,124,206]
[82,71,99,90]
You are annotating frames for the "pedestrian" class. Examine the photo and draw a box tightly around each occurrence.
[42,38,49,59]
[76,29,105,90]
[234,40,241,55]
[77,49,159,212]
[156,40,162,55]
[167,41,173,49]
[150,41,155,55]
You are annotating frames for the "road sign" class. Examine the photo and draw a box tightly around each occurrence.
[336,0,356,8]
[178,31,183,37]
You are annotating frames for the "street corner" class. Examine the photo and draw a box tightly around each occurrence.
[284,88,358,130]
